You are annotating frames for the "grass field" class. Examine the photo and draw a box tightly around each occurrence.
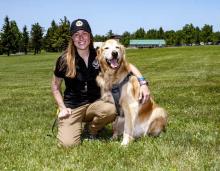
[0,46,219,170]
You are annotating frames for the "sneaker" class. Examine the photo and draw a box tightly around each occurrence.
[82,123,98,140]
[82,133,98,141]
[88,134,98,140]
[87,127,108,140]
[82,124,107,141]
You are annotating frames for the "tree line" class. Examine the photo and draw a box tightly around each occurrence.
[0,15,220,56]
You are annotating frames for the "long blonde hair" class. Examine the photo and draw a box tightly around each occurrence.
[64,35,94,78]
[66,39,76,78]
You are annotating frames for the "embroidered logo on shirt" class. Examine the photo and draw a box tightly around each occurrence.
[92,59,100,69]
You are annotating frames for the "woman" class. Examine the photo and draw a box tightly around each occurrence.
[52,19,150,147]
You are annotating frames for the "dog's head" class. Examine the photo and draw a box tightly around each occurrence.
[97,39,128,72]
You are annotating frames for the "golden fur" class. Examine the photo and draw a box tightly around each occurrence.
[96,39,167,146]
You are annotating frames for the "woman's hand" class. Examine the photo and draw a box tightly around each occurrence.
[52,75,71,119]
[139,84,150,104]
[58,108,72,119]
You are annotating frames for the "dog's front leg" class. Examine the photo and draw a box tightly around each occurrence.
[112,116,124,140]
[121,102,138,146]
[121,132,134,146]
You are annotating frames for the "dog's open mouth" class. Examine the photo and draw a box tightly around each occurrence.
[106,58,119,69]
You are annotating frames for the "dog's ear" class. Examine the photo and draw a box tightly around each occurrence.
[96,47,101,61]
[96,46,100,54]
[96,47,106,72]
[119,43,130,71]
[120,44,126,60]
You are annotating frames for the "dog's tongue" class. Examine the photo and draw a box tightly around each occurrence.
[110,59,119,68]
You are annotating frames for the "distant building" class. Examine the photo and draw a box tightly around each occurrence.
[129,39,166,48]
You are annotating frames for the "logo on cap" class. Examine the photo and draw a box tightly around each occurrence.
[76,20,83,27]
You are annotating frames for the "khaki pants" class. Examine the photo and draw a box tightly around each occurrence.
[57,100,116,147]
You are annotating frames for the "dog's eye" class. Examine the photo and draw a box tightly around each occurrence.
[116,46,120,49]
[104,47,109,50]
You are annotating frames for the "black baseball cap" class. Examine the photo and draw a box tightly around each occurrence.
[70,19,92,35]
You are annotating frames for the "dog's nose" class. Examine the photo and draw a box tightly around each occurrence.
[112,51,118,58]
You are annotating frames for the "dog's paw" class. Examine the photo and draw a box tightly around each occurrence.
[121,133,134,146]
[111,134,119,140]
[121,141,129,146]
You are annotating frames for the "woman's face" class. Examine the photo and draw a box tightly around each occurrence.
[72,30,91,50]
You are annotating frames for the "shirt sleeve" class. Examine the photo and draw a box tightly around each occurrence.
[54,56,66,78]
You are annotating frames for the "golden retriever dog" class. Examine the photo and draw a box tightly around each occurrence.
[96,39,167,146]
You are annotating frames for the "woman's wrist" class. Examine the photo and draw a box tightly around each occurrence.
[137,76,149,86]
[59,105,66,111]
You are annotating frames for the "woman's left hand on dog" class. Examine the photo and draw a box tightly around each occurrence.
[139,84,150,104]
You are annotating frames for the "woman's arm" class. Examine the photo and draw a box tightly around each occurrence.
[129,64,150,103]
[51,75,71,118]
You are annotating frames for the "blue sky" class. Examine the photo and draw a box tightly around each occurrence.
[0,0,219,35]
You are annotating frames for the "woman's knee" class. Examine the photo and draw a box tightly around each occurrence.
[58,136,81,148]
[93,112,116,125]
[87,100,116,115]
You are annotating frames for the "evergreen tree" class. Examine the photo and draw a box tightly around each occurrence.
[10,20,21,53]
[134,27,145,39]
[0,33,3,55]
[43,20,58,52]
[106,30,114,39]
[146,29,158,39]
[22,25,29,54]
[174,30,183,46]
[165,30,176,46]
[1,16,13,56]
[31,23,43,55]
[158,27,165,39]
[194,27,201,45]
[52,16,70,52]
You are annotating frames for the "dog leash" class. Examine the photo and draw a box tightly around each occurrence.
[47,109,59,138]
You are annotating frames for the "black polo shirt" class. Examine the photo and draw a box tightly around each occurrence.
[54,49,101,109]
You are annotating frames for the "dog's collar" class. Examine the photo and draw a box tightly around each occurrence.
[111,72,133,116]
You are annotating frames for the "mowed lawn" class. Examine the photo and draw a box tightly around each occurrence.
[0,46,219,170]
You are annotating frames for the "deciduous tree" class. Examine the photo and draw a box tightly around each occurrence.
[182,23,195,45]
[201,24,213,44]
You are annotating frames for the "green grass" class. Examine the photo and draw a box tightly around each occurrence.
[0,46,219,170]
